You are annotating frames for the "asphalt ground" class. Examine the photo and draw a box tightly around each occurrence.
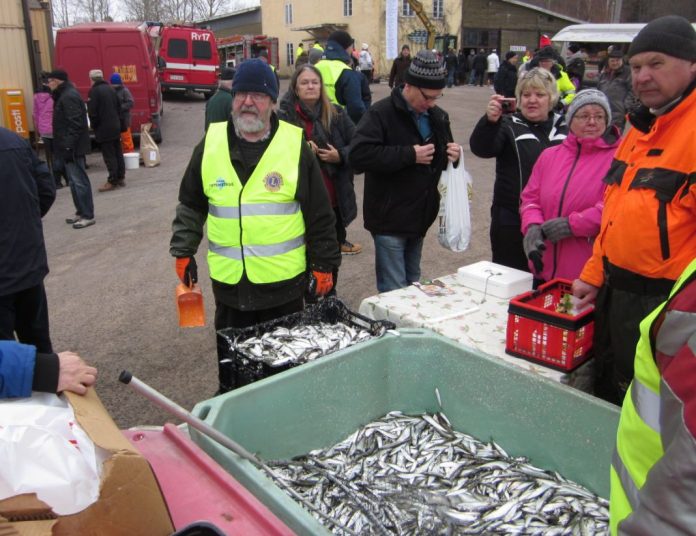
[42,81,497,428]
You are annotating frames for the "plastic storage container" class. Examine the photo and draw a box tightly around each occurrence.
[122,424,293,536]
[217,297,395,389]
[506,278,594,372]
[457,260,533,299]
[191,329,619,536]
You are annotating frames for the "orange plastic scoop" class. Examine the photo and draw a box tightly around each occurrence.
[176,283,205,327]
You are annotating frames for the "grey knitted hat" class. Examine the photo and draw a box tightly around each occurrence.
[566,89,611,125]
[404,49,446,89]
[628,15,696,61]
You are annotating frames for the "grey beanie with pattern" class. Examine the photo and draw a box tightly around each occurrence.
[404,50,446,89]
[566,89,611,125]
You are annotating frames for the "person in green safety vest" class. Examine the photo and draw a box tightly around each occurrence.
[535,46,576,109]
[315,30,367,125]
[610,257,696,534]
[170,59,340,394]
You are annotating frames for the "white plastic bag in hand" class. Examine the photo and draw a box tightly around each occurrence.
[437,147,472,252]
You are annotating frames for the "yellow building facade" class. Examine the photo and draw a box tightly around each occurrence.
[261,0,461,78]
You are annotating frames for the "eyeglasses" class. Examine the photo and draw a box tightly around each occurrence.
[573,113,606,123]
[418,87,443,102]
[234,91,269,102]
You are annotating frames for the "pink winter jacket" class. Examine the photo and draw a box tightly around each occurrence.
[520,127,621,282]
[32,92,53,137]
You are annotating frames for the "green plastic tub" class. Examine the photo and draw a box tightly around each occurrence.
[191,329,620,536]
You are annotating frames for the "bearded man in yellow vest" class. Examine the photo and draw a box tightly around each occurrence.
[170,59,340,394]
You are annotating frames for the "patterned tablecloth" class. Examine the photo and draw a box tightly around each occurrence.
[358,273,592,390]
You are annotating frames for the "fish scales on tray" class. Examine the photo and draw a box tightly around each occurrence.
[268,411,610,535]
[233,322,374,367]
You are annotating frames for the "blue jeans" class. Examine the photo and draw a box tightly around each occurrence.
[447,70,455,88]
[373,234,424,293]
[65,155,94,220]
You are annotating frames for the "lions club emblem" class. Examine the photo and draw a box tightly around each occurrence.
[264,172,283,192]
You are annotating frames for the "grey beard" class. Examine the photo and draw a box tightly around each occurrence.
[232,114,271,140]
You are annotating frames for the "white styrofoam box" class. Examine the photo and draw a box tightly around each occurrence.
[457,261,533,299]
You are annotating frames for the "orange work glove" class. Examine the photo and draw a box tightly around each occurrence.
[312,271,334,297]
[175,256,198,287]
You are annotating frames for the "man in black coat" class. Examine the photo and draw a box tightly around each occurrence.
[47,69,95,229]
[349,50,461,293]
[0,127,56,352]
[494,51,519,98]
[88,69,125,192]
[472,49,487,87]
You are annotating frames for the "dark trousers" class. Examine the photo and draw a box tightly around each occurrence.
[0,284,52,353]
[214,297,304,392]
[490,211,529,272]
[101,139,125,182]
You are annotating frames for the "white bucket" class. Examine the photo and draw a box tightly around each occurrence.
[124,152,139,170]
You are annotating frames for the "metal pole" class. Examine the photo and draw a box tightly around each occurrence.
[20,0,40,91]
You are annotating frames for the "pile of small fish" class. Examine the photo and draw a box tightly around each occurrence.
[232,323,375,367]
[269,411,609,535]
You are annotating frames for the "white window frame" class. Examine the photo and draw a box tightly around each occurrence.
[343,0,352,17]
[402,0,414,16]
[433,0,444,19]
[284,2,293,25]
[287,43,294,66]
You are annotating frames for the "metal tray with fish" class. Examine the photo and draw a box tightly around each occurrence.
[217,297,395,389]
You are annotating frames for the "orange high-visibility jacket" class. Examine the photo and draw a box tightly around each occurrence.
[580,88,696,287]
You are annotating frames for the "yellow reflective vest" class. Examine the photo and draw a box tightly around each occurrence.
[201,121,306,285]
[315,59,350,106]
[610,257,696,534]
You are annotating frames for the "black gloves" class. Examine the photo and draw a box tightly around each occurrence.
[541,217,572,244]
[523,225,546,273]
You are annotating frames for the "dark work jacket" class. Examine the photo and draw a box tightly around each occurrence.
[389,56,411,88]
[0,128,55,296]
[51,81,90,156]
[204,87,233,130]
[469,111,567,225]
[170,114,340,311]
[472,52,487,72]
[349,87,453,238]
[277,91,358,227]
[87,80,121,143]
[319,40,367,125]
[494,60,518,98]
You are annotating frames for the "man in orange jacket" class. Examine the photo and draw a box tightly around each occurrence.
[573,16,696,405]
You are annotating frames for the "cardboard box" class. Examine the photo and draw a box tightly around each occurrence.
[0,389,174,536]
[457,260,533,299]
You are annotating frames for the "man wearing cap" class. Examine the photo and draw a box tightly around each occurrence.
[170,59,340,393]
[204,67,235,130]
[315,30,367,125]
[349,50,461,293]
[535,46,576,107]
[486,48,499,87]
[573,16,696,408]
[87,69,124,193]
[109,73,135,153]
[45,69,95,230]
[597,47,637,130]
[494,51,518,98]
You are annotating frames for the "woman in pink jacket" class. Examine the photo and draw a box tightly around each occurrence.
[520,89,621,285]
[32,79,64,188]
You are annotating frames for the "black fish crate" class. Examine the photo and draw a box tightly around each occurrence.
[217,297,395,391]
[505,279,594,372]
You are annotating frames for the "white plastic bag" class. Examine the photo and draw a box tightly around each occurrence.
[437,147,473,252]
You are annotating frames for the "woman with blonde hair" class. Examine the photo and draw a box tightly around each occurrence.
[277,65,361,283]
[469,67,568,271]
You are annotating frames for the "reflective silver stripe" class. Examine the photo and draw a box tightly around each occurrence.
[631,379,661,434]
[612,449,641,510]
[241,202,300,217]
[656,310,696,356]
[209,205,240,218]
[209,241,242,260]
[244,235,305,258]
[166,62,217,72]
[515,133,538,142]
[209,235,304,260]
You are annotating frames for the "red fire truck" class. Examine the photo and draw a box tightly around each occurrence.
[216,35,279,70]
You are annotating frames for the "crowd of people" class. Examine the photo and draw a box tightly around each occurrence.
[2,16,696,532]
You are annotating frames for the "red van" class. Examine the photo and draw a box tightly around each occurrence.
[54,22,163,142]
[157,24,219,98]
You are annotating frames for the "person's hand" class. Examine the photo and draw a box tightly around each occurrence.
[307,140,319,154]
[310,271,334,297]
[317,143,341,164]
[522,224,546,273]
[446,142,461,162]
[485,95,505,123]
[56,352,97,395]
[414,143,435,165]
[175,256,198,287]
[572,279,599,309]
[541,217,572,243]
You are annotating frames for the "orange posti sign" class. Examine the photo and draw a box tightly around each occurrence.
[113,64,138,83]
[1,89,29,139]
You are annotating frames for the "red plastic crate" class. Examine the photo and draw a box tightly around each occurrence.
[505,279,594,372]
